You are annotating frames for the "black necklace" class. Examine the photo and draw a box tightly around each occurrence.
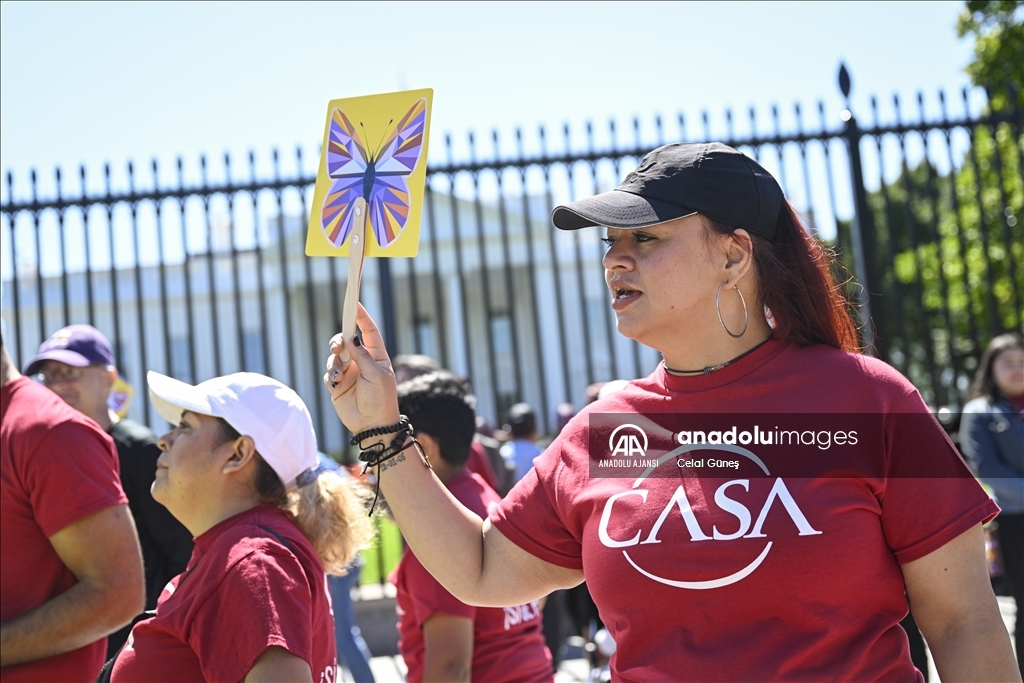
[664,338,772,376]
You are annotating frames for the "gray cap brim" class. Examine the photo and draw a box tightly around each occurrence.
[552,189,697,230]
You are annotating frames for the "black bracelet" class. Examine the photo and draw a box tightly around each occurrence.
[350,416,411,447]
[358,431,412,464]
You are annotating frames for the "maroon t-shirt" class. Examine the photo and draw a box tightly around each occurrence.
[466,440,500,492]
[393,470,552,683]
[112,505,336,682]
[1,377,127,682]
[490,340,999,682]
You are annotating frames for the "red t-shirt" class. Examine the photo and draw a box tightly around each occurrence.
[466,440,500,492]
[490,340,999,682]
[393,470,552,683]
[111,504,336,683]
[1,376,127,683]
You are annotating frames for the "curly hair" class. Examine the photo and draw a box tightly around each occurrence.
[396,370,477,467]
[218,419,373,575]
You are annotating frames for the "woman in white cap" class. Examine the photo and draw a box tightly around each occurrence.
[325,142,1018,682]
[108,371,371,682]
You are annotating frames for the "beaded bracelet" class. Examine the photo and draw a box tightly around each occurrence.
[349,416,411,447]
[358,430,412,464]
[357,421,431,516]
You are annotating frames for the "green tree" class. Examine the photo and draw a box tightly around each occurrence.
[957,0,1024,111]
[840,2,1023,406]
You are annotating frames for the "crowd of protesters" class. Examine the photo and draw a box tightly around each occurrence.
[1,143,1021,683]
[1,325,372,682]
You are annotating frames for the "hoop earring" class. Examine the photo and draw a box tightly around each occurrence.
[716,283,748,339]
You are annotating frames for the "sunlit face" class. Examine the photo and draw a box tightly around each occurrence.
[39,360,114,422]
[992,347,1024,398]
[601,214,725,348]
[153,411,234,519]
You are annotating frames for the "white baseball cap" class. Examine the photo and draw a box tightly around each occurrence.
[148,371,319,487]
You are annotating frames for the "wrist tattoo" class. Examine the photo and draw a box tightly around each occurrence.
[378,453,406,473]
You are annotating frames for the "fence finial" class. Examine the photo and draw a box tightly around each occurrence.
[838,62,852,102]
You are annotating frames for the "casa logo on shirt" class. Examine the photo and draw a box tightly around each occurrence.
[598,443,822,590]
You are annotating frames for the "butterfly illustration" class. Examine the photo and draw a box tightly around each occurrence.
[320,98,427,248]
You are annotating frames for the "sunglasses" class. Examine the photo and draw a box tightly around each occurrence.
[37,365,91,386]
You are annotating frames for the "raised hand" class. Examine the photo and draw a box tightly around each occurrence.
[323,304,401,436]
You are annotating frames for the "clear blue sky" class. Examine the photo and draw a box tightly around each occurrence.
[1,1,977,201]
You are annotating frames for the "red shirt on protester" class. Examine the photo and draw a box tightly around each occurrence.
[1,376,128,683]
[393,470,552,683]
[466,440,500,492]
[491,339,999,683]
[111,504,336,683]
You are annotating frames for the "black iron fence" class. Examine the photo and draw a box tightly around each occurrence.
[3,70,1022,456]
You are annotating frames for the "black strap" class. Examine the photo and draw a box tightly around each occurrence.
[257,524,295,553]
[93,610,157,683]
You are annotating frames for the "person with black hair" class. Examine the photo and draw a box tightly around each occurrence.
[500,402,542,483]
[327,142,1017,681]
[391,371,551,683]
[392,355,508,494]
[960,332,1024,675]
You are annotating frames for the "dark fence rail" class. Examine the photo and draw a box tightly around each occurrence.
[3,77,1022,458]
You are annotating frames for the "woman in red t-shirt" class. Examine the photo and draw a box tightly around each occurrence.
[324,143,1018,681]
[109,371,371,683]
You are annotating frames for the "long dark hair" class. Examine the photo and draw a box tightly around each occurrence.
[704,202,860,352]
[970,333,1024,402]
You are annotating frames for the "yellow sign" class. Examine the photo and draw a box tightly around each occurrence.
[109,375,133,419]
[305,88,433,257]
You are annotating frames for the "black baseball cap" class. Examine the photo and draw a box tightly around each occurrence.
[551,142,784,241]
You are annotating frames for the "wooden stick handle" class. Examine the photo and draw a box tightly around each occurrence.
[340,197,368,363]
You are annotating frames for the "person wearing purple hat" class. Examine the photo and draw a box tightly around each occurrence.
[24,324,194,658]
[1,328,144,681]
[325,143,1018,681]
[24,324,119,426]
